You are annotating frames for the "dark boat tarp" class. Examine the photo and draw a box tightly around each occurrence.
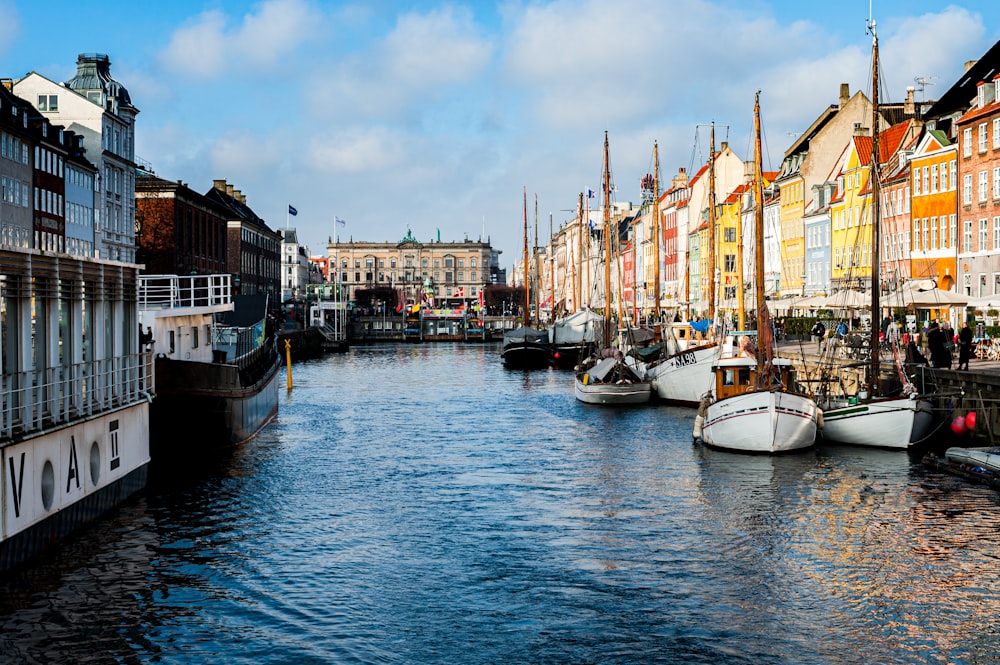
[503,326,548,345]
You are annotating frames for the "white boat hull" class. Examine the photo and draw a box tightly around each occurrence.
[574,378,651,404]
[702,391,817,453]
[820,396,934,449]
[646,344,718,407]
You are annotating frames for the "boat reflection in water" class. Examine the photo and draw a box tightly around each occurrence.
[696,442,1000,661]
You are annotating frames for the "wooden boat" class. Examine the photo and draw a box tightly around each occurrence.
[140,274,281,454]
[641,131,721,405]
[698,93,817,452]
[503,188,550,369]
[814,20,932,449]
[573,132,651,404]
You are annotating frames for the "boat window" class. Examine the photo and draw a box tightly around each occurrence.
[722,369,735,386]
[738,368,751,385]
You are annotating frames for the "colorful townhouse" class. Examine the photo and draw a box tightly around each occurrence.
[908,129,957,291]
[955,75,1000,299]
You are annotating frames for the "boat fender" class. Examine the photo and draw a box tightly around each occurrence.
[582,373,590,385]
[816,409,824,429]
[966,412,977,431]
[951,416,968,435]
[692,414,704,441]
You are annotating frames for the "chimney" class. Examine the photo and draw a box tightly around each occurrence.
[720,141,728,152]
[233,189,242,203]
[672,167,688,189]
[226,184,235,197]
[213,179,227,192]
[965,60,978,73]
[853,122,870,137]
[839,83,850,107]
[905,86,915,115]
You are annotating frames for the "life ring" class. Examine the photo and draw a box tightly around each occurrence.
[816,408,824,429]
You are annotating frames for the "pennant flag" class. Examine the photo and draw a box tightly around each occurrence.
[335,217,347,228]
[288,205,298,216]
[586,188,596,199]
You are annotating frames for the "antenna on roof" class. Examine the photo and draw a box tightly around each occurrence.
[913,76,937,102]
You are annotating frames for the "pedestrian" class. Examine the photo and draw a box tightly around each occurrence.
[811,320,826,354]
[958,321,974,370]
[927,322,951,369]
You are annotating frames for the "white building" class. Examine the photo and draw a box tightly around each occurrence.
[280,228,311,301]
[14,53,139,262]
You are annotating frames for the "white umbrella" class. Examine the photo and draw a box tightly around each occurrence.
[823,289,869,309]
[883,282,969,308]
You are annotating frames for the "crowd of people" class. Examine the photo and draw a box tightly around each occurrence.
[808,315,977,370]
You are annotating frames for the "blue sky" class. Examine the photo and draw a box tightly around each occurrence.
[2,0,1000,269]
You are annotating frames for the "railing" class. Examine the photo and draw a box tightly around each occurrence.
[138,274,232,309]
[0,352,153,442]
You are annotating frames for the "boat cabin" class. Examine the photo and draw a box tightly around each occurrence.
[711,356,800,400]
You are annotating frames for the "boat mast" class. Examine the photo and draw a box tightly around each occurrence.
[523,186,531,328]
[603,130,613,347]
[534,193,540,324]
[707,123,717,331]
[753,92,766,337]
[550,212,555,320]
[868,19,882,395]
[653,141,662,323]
[576,192,583,313]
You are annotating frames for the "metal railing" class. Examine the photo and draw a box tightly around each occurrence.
[138,274,232,309]
[0,352,153,442]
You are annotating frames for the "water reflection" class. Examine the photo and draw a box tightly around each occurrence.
[3,345,1000,663]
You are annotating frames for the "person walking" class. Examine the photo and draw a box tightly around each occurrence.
[927,322,952,369]
[811,320,826,354]
[958,321,974,371]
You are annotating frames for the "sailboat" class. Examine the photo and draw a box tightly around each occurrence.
[698,92,818,452]
[502,187,551,369]
[574,132,652,404]
[813,19,933,449]
[642,131,727,406]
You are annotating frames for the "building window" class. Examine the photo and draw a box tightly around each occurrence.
[980,123,989,153]
[913,169,921,195]
[964,273,972,296]
[950,215,957,248]
[981,218,989,251]
[940,216,947,249]
[930,216,938,250]
[445,257,453,268]
[941,161,949,190]
[994,216,1000,251]
[994,167,1000,199]
[434,259,440,268]
[964,128,973,158]
[964,220,973,252]
[951,160,958,189]
[995,118,1000,149]
[931,164,938,192]
[471,258,477,268]
[36,94,58,112]
[923,218,929,252]
[981,170,990,202]
[995,273,1000,296]
[914,219,922,251]
[964,174,973,205]
[923,166,929,194]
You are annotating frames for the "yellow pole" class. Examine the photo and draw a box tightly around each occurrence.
[285,338,293,389]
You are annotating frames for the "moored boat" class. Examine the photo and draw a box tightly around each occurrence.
[501,326,551,369]
[1,248,150,571]
[574,353,651,405]
[140,274,281,455]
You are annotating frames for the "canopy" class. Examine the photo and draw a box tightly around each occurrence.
[882,281,968,308]
[966,295,1000,310]
[823,289,869,309]
[790,294,827,310]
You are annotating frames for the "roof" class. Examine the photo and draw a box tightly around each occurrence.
[925,38,1000,120]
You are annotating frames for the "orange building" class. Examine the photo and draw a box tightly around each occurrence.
[909,130,958,291]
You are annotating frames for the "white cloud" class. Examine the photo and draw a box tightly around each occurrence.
[157,0,321,80]
[307,126,407,173]
[0,2,20,57]
[307,6,493,120]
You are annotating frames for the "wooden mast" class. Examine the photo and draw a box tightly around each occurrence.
[523,186,530,328]
[576,192,583,312]
[753,92,766,336]
[707,123,717,331]
[868,19,882,395]
[603,131,613,347]
[653,141,662,322]
[550,212,555,320]
[534,193,540,323]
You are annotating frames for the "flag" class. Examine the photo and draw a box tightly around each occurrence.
[586,188,596,199]
[288,205,298,216]
[335,217,347,228]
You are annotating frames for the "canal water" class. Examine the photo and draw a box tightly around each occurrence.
[2,343,1000,664]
